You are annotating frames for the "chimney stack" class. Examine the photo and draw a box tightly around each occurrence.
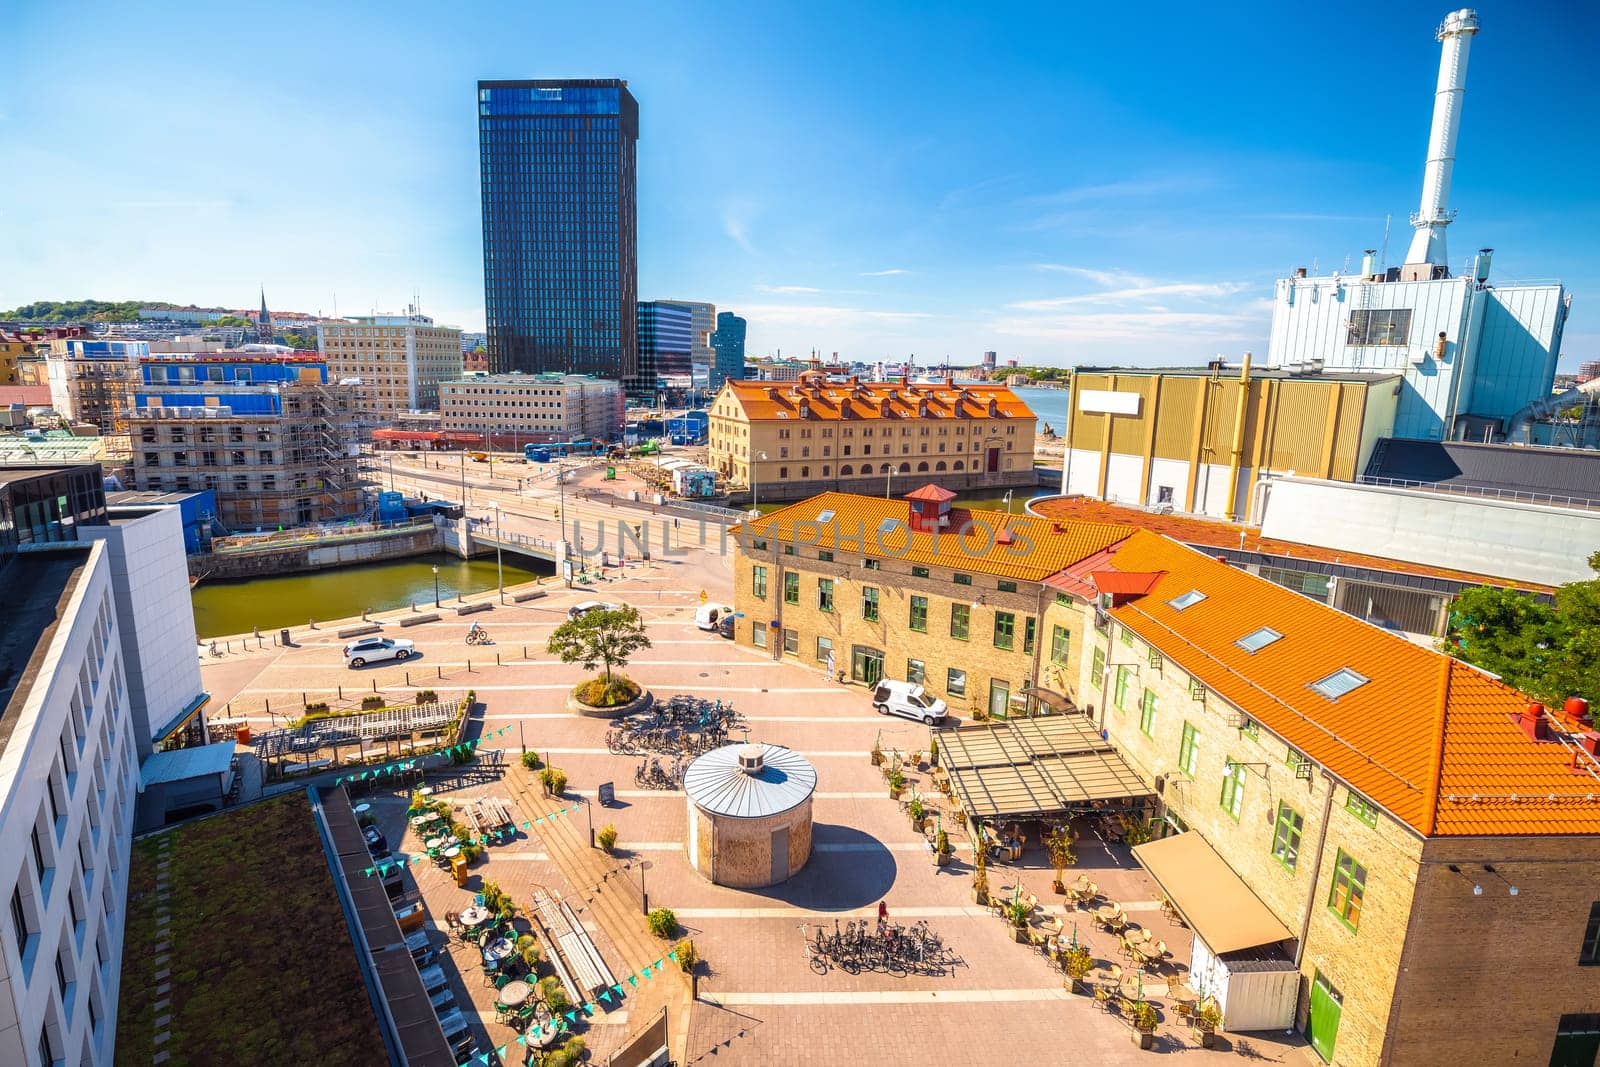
[1403,9,1481,273]
[1518,702,1550,742]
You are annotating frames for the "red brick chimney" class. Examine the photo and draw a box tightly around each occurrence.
[1518,703,1550,742]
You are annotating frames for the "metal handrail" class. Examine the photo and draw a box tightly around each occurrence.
[1357,475,1600,510]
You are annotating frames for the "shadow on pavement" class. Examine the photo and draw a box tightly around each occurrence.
[749,824,896,910]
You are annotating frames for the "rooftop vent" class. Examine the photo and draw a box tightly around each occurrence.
[738,744,766,775]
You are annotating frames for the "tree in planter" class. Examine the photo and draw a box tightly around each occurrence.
[1196,999,1223,1047]
[907,797,925,829]
[647,907,678,939]
[971,848,990,904]
[1045,827,1077,894]
[540,766,568,797]
[538,975,570,1014]
[543,1035,586,1067]
[675,938,698,973]
[928,736,939,767]
[888,769,905,798]
[935,829,953,866]
[520,751,544,771]
[1121,817,1156,847]
[1063,944,1094,993]
[597,823,618,852]
[1004,899,1032,941]
[480,880,517,921]
[547,604,652,707]
[516,934,543,970]
[1129,1000,1160,1047]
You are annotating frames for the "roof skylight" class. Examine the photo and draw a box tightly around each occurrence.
[1167,590,1207,611]
[1236,627,1283,653]
[1310,668,1369,700]
[816,510,836,523]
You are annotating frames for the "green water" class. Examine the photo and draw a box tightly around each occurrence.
[190,552,553,638]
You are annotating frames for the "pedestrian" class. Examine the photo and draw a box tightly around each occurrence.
[877,900,888,925]
[825,650,835,682]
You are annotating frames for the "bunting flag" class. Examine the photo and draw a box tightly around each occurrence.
[611,983,624,996]
[516,1036,527,1046]
[667,950,679,962]
[654,958,664,970]
[565,1011,578,1024]
[582,1002,595,1015]
[627,975,638,988]
[599,990,612,1003]
[496,1045,507,1058]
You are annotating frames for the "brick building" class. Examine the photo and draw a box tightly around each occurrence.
[317,313,463,420]
[439,373,623,445]
[733,490,1600,1065]
[709,373,1038,503]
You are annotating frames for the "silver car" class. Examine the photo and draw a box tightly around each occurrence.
[343,636,415,668]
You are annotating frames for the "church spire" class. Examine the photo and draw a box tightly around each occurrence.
[256,287,273,342]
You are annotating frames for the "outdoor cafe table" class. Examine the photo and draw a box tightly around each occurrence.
[459,906,490,928]
[1120,976,1146,1002]
[354,803,372,815]
[1169,984,1199,1005]
[483,936,515,964]
[497,980,532,1008]
[442,845,462,862]
[425,837,447,852]
[1094,904,1120,924]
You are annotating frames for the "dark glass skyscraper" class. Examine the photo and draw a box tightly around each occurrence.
[711,311,748,389]
[636,301,694,399]
[478,79,639,383]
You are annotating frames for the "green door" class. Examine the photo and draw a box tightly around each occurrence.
[852,646,884,686]
[988,680,1010,720]
[1308,970,1343,1062]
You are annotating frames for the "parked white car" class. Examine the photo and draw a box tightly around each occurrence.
[695,603,735,631]
[568,600,622,620]
[343,636,415,668]
[871,680,949,725]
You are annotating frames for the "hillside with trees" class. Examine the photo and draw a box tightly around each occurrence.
[1,299,174,322]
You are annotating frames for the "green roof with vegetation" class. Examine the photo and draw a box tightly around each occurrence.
[115,791,385,1066]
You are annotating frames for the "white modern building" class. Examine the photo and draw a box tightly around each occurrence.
[439,373,624,443]
[318,311,464,418]
[1,543,137,1067]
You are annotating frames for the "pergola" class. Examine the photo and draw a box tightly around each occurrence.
[937,714,1153,822]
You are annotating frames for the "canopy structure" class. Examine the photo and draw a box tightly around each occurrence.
[1132,832,1295,954]
[937,714,1151,821]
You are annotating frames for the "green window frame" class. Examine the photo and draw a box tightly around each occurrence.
[1241,717,1260,741]
[1272,803,1304,872]
[911,566,930,578]
[816,635,833,662]
[998,580,1018,593]
[818,549,834,562]
[949,603,969,640]
[783,628,798,655]
[1178,722,1198,775]
[817,578,834,613]
[1346,792,1379,827]
[909,596,928,632]
[1055,592,1071,606]
[751,565,767,600]
[1139,689,1158,737]
[1328,850,1367,931]
[1114,665,1131,711]
[1287,748,1311,776]
[1091,646,1106,690]
[1050,625,1071,666]
[1119,626,1134,647]
[946,668,967,698]
[993,611,1015,650]
[861,586,880,622]
[783,572,799,605]
[1219,761,1246,820]
[1022,617,1036,654]
[906,659,925,685]
[953,573,972,586]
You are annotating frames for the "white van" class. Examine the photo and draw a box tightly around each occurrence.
[871,680,949,725]
[695,603,735,632]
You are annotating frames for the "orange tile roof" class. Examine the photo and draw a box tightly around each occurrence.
[1031,497,1555,594]
[739,491,1133,582]
[721,378,1036,422]
[1096,531,1600,837]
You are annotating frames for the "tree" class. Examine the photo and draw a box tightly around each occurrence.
[1447,550,1600,709]
[546,604,651,689]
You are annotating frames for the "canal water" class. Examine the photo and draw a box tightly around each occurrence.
[190,552,553,638]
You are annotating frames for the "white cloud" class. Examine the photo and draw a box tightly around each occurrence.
[1009,281,1250,311]
[990,308,1266,343]
[739,302,934,329]
[1030,264,1154,288]
[754,284,823,295]
[1016,176,1202,209]
[859,268,910,277]
[721,201,757,253]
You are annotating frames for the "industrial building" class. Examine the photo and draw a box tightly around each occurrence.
[126,354,361,530]
[437,373,624,445]
[709,374,1038,503]
[316,311,463,419]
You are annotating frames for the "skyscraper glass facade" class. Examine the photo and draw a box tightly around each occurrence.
[711,311,748,389]
[637,301,694,398]
[478,79,639,383]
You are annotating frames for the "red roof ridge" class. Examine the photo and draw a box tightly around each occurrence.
[904,483,957,502]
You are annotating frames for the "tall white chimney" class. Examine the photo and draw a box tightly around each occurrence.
[1403,9,1480,274]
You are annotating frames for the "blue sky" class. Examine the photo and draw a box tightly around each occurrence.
[4,0,1596,368]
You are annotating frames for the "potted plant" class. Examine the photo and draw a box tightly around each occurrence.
[675,938,700,999]
[928,736,939,768]
[540,766,568,797]
[870,738,885,767]
[907,797,925,831]
[1046,828,1077,895]
[934,829,953,867]
[1196,1000,1222,1048]
[971,849,990,905]
[597,823,618,853]
[648,907,678,939]
[1129,1000,1159,1050]
[1062,945,1094,995]
[1005,900,1031,943]
[888,769,905,800]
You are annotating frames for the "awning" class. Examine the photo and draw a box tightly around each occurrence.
[937,714,1153,820]
[139,740,236,790]
[1022,687,1075,712]
[152,691,211,745]
[1132,832,1294,955]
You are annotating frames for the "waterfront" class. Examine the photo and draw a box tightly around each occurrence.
[190,552,553,638]
[1011,384,1068,436]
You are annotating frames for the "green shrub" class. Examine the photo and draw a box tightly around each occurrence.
[360,695,386,710]
[520,750,544,771]
[540,766,568,796]
[516,934,542,969]
[908,797,924,822]
[481,880,517,920]
[675,938,698,973]
[544,1036,586,1067]
[304,700,330,714]
[414,689,438,703]
[647,907,677,939]
[936,829,952,856]
[1130,999,1159,1032]
[1063,944,1093,979]
[888,769,905,791]
[597,823,618,851]
[538,975,569,1013]
[573,675,641,707]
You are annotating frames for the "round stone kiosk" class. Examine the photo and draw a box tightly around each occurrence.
[683,743,816,889]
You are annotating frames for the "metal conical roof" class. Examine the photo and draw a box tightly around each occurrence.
[683,742,817,819]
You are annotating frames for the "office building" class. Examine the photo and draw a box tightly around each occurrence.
[438,373,623,445]
[478,79,639,384]
[708,373,1037,503]
[127,355,361,529]
[710,312,747,389]
[659,300,716,388]
[636,301,694,399]
[45,340,146,434]
[0,463,207,1067]
[318,312,463,419]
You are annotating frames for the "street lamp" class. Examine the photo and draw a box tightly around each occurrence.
[493,504,504,603]
[752,451,767,510]
[432,564,440,607]
[1002,489,1013,514]
[637,859,654,915]
[886,465,894,500]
